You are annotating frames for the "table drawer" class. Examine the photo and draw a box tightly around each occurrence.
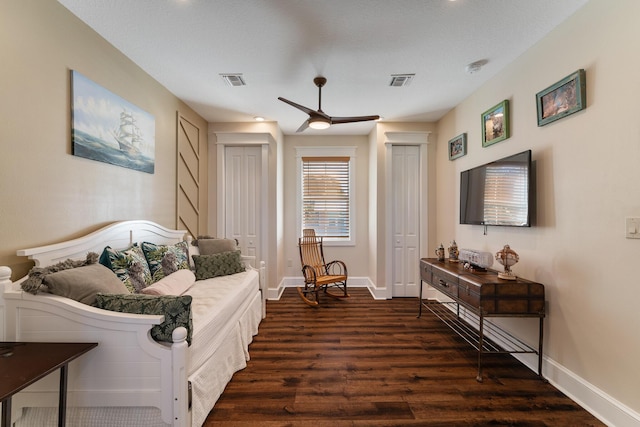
[458,282,480,309]
[430,268,458,299]
[420,261,432,283]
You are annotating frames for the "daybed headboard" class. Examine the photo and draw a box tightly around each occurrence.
[17,220,188,267]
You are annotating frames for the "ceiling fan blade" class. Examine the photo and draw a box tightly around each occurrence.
[278,97,315,115]
[296,119,310,133]
[330,115,380,125]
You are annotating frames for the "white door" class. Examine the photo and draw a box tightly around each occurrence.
[391,145,420,297]
[224,146,261,267]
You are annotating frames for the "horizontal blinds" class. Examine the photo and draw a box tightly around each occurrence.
[302,157,350,238]
[483,164,528,226]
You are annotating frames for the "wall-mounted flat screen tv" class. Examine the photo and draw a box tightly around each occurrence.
[460,150,532,227]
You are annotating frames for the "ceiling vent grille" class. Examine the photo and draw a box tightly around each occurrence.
[220,74,246,87]
[389,74,415,87]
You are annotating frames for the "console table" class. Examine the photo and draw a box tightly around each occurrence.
[418,258,545,382]
[0,342,98,427]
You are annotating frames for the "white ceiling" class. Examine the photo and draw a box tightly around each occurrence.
[58,0,588,135]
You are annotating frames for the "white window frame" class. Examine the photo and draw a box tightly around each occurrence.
[296,146,356,246]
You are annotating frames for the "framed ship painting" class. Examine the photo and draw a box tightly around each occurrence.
[71,70,155,173]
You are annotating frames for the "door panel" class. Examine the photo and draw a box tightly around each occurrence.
[225,146,261,266]
[392,145,420,297]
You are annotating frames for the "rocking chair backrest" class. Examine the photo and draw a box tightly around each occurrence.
[299,229,326,277]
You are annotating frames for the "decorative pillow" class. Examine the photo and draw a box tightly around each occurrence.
[95,293,193,345]
[22,252,99,295]
[197,238,237,256]
[99,245,153,293]
[141,241,189,283]
[140,269,195,296]
[43,263,130,305]
[192,250,245,280]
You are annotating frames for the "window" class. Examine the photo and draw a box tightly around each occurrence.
[296,147,356,245]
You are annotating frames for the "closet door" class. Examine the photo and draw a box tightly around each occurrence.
[224,146,261,266]
[391,145,420,297]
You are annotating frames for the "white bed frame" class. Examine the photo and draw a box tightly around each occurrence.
[0,220,266,426]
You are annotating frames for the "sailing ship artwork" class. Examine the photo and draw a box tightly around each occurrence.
[71,70,155,173]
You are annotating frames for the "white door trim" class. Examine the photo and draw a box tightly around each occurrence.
[214,132,272,284]
[384,132,431,300]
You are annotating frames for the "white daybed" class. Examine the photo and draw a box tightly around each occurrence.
[0,220,266,427]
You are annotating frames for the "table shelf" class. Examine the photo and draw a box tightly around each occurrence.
[419,258,545,382]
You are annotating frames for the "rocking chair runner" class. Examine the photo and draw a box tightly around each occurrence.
[298,229,349,306]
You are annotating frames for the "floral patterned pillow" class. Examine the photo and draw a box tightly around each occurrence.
[141,241,190,283]
[192,250,245,280]
[95,293,192,345]
[99,245,152,293]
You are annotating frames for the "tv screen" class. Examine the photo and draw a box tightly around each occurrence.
[460,150,532,227]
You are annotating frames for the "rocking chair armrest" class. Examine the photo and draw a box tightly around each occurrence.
[301,264,318,282]
[325,260,347,276]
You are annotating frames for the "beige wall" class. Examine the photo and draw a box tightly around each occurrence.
[0,0,208,279]
[436,0,639,418]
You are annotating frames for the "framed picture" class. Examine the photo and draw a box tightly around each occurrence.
[536,69,586,126]
[448,133,467,160]
[71,70,155,173]
[482,100,510,147]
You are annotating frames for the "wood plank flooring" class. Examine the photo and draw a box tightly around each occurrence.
[204,288,605,426]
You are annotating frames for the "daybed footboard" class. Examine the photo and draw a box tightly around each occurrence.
[3,285,189,426]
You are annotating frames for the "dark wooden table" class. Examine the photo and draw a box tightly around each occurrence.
[0,342,98,427]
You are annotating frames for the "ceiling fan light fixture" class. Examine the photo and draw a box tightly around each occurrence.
[308,117,331,130]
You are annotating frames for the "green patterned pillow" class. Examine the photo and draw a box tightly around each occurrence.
[192,250,245,280]
[141,241,190,283]
[95,293,192,345]
[99,245,152,293]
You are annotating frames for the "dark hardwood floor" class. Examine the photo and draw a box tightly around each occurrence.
[204,288,605,426]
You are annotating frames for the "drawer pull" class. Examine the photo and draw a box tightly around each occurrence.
[438,279,448,287]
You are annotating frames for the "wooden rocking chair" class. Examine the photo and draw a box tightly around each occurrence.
[298,229,349,306]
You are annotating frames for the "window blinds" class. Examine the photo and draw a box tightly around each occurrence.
[301,156,350,238]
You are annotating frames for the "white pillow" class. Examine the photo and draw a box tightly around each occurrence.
[140,269,195,296]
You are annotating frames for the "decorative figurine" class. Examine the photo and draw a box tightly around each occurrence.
[448,240,459,262]
[495,244,519,280]
[435,243,445,261]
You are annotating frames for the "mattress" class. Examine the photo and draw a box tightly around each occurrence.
[184,269,260,374]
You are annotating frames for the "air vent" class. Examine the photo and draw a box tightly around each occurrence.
[389,74,415,87]
[220,74,246,87]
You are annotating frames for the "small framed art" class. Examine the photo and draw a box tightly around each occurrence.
[536,69,586,126]
[482,100,510,147]
[448,133,467,160]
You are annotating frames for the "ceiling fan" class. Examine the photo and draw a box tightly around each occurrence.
[278,76,380,132]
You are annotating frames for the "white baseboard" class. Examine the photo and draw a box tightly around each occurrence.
[270,276,382,300]
[267,279,639,426]
[533,355,640,427]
